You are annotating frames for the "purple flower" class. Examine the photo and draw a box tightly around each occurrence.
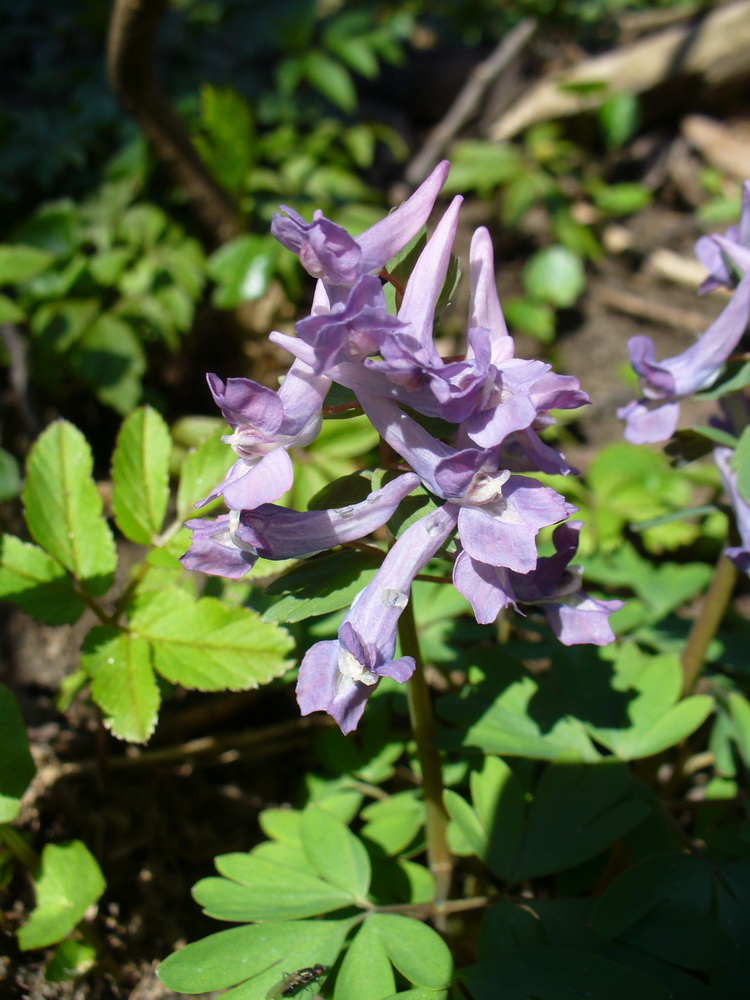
[199,361,329,509]
[714,446,750,573]
[296,505,458,733]
[454,521,622,645]
[353,390,574,590]
[281,275,404,374]
[618,272,750,443]
[270,160,450,301]
[696,181,750,293]
[181,473,419,578]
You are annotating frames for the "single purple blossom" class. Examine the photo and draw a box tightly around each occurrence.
[453,522,622,645]
[696,181,750,293]
[296,505,458,733]
[270,160,450,302]
[618,272,750,444]
[357,390,575,575]
[181,473,419,578]
[714,446,750,573]
[199,361,328,509]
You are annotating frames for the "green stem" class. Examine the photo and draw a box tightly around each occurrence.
[681,552,737,696]
[399,596,453,915]
[0,824,39,871]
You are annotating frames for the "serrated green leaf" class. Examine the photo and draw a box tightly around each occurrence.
[301,805,371,901]
[157,919,352,995]
[81,627,159,743]
[0,535,85,624]
[335,918,395,1000]
[129,587,293,691]
[0,682,35,822]
[176,429,235,517]
[0,244,54,284]
[23,421,116,596]
[111,406,171,544]
[194,854,356,920]
[17,841,105,950]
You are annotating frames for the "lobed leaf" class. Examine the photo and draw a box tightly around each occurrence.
[301,805,371,902]
[17,841,105,950]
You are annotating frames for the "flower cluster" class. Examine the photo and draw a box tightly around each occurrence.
[619,180,750,445]
[620,181,750,577]
[183,162,622,732]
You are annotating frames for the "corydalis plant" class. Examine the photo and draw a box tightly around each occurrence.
[182,161,622,733]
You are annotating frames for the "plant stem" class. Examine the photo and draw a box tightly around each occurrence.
[0,824,39,871]
[399,596,453,917]
[681,551,737,695]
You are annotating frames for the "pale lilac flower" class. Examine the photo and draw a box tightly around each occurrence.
[181,474,419,578]
[199,361,328,509]
[696,181,750,293]
[296,505,458,733]
[271,160,450,302]
[714,446,750,573]
[357,390,575,575]
[454,521,622,645]
[618,273,750,444]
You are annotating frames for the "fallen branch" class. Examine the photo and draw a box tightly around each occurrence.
[488,1,750,141]
[406,18,537,185]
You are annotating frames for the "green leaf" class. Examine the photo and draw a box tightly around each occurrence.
[510,762,648,881]
[503,297,556,341]
[370,914,453,990]
[597,93,640,150]
[17,841,105,950]
[301,805,371,902]
[263,548,382,624]
[361,792,423,855]
[208,235,276,307]
[72,314,146,414]
[581,645,713,759]
[129,587,294,691]
[194,854,356,920]
[0,682,35,822]
[111,406,171,545]
[336,919,395,1000]
[0,447,21,501]
[462,947,669,1000]
[445,758,526,882]
[23,421,117,596]
[522,245,586,308]
[44,937,97,982]
[304,52,357,112]
[0,244,54,284]
[591,182,652,217]
[439,654,600,761]
[81,628,160,743]
[0,536,85,624]
[0,294,24,323]
[732,425,750,506]
[157,919,352,995]
[176,428,235,517]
